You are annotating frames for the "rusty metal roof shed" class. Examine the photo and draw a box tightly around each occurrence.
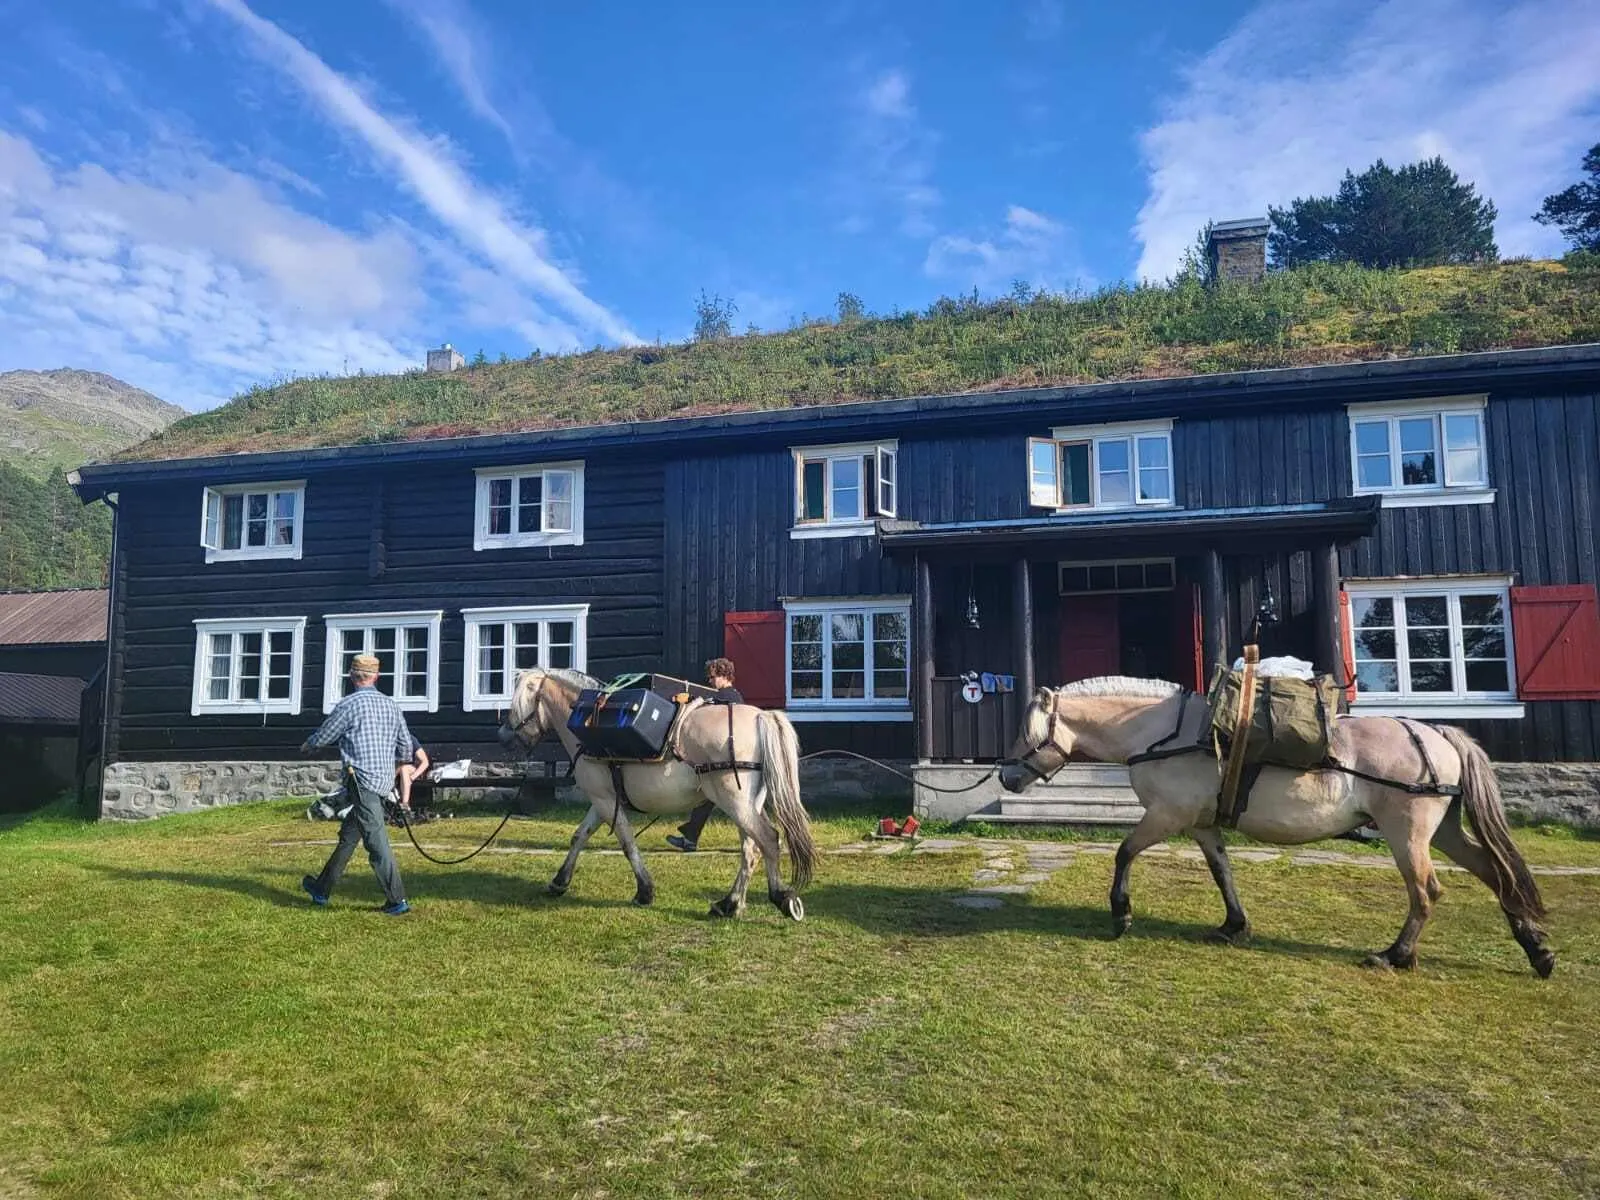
[0,590,108,646]
[0,672,85,727]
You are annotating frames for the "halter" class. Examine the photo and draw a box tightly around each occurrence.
[504,672,557,747]
[1001,690,1071,782]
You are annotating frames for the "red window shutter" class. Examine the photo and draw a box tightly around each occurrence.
[1511,585,1600,701]
[722,611,786,710]
[1338,590,1357,703]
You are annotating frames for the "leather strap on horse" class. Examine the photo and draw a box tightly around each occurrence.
[1215,644,1259,826]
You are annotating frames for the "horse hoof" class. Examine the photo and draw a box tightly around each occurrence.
[1111,916,1132,940]
[1360,951,1414,971]
[633,888,655,908]
[782,894,805,922]
[546,880,569,897]
[1532,949,1556,979]
[1204,923,1251,946]
[708,898,741,919]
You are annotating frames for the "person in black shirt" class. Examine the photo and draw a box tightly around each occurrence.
[666,657,743,852]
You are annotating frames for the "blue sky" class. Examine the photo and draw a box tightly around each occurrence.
[1,0,1597,410]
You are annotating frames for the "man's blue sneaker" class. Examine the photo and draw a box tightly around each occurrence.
[666,835,697,853]
[380,900,411,916]
[301,875,329,906]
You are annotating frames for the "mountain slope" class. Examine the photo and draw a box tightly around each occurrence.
[0,369,183,478]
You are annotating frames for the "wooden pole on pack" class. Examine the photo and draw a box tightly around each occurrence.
[1217,643,1260,825]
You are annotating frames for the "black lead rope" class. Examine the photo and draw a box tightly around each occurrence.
[797,749,1000,794]
[396,805,516,865]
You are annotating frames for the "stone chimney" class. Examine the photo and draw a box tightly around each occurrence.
[426,343,465,373]
[1206,218,1270,284]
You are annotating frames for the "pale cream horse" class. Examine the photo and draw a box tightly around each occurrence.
[499,669,817,920]
[999,677,1553,976]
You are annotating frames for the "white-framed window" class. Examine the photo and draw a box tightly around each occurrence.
[321,611,443,714]
[1059,558,1176,595]
[784,598,911,716]
[792,442,897,537]
[461,604,589,712]
[1348,396,1492,507]
[473,462,585,550]
[1028,420,1173,510]
[200,482,305,562]
[190,617,306,716]
[1346,578,1520,717]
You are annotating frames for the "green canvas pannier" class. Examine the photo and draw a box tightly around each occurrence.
[1206,666,1341,771]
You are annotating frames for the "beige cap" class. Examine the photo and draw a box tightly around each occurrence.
[350,654,381,673]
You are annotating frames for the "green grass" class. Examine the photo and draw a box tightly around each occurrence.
[2,799,1598,1198]
[119,259,1600,462]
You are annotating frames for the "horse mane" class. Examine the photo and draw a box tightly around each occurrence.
[1055,676,1182,699]
[521,666,600,693]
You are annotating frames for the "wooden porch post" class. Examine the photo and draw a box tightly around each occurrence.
[1013,557,1035,699]
[915,555,935,761]
[1202,547,1227,675]
[1312,539,1342,678]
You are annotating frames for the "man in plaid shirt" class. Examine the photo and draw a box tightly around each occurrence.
[300,653,421,915]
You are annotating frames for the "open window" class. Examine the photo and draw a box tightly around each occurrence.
[1027,421,1173,510]
[792,442,898,535]
[474,462,585,550]
[200,482,305,562]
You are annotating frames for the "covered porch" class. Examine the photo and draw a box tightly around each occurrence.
[880,499,1379,822]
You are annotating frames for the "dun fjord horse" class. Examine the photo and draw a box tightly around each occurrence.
[500,669,817,920]
[999,677,1553,976]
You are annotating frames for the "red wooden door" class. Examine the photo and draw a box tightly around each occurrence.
[1059,594,1120,683]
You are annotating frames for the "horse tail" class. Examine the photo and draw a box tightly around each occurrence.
[1436,725,1545,921]
[757,710,817,890]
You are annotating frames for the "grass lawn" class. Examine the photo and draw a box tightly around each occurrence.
[2,800,1598,1199]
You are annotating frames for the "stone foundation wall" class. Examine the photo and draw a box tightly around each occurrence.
[99,757,1597,827]
[1495,763,1600,828]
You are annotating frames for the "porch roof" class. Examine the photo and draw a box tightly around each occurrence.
[878,497,1379,556]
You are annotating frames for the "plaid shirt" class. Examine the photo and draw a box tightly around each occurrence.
[305,685,418,795]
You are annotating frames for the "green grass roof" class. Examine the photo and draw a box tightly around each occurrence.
[119,259,1600,463]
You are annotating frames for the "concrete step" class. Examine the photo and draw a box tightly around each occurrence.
[991,799,1145,825]
[1051,763,1133,787]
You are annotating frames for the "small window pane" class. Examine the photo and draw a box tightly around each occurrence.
[873,670,908,699]
[872,611,907,644]
[272,492,297,546]
[512,622,542,671]
[1357,454,1393,489]
[1464,660,1509,692]
[831,457,862,522]
[1409,660,1454,693]
[1030,440,1057,489]
[1354,421,1389,456]
[792,614,823,644]
[1061,443,1091,506]
[1088,564,1117,591]
[1061,566,1089,593]
[517,475,543,534]
[1405,595,1448,627]
[791,671,823,699]
[477,625,506,696]
[246,493,269,546]
[1352,597,1394,628]
[1146,561,1174,589]
[791,641,822,671]
[266,631,293,700]
[547,621,575,669]
[207,633,232,700]
[1355,661,1399,692]
[1354,628,1397,660]
[1116,564,1144,590]
[1098,439,1132,505]
[222,494,244,549]
[1398,417,1438,486]
[239,632,263,698]
[488,478,512,536]
[1462,626,1505,659]
[800,461,826,521]
[1406,627,1450,659]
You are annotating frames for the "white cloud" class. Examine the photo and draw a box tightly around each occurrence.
[1134,0,1600,280]
[384,0,516,146]
[925,204,1092,296]
[0,129,419,409]
[202,0,639,346]
[838,67,940,238]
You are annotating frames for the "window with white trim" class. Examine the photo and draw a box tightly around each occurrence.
[322,611,442,713]
[200,482,305,562]
[1346,580,1514,703]
[792,442,897,532]
[461,604,589,711]
[191,617,306,715]
[1348,396,1490,503]
[785,599,910,710]
[1028,420,1173,510]
[473,462,585,550]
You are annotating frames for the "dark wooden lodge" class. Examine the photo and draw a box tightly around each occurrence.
[72,343,1600,819]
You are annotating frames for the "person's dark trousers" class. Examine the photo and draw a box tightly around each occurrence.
[313,772,406,905]
[679,799,715,842]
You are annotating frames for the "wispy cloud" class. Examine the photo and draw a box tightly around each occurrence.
[0,129,417,408]
[1023,0,1067,42]
[384,0,516,146]
[1134,0,1600,280]
[925,205,1092,296]
[836,67,940,238]
[202,0,638,346]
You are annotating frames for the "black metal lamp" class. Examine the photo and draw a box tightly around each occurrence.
[965,566,981,630]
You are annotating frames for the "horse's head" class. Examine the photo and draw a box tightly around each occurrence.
[999,686,1073,793]
[498,666,601,749]
[998,676,1183,792]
